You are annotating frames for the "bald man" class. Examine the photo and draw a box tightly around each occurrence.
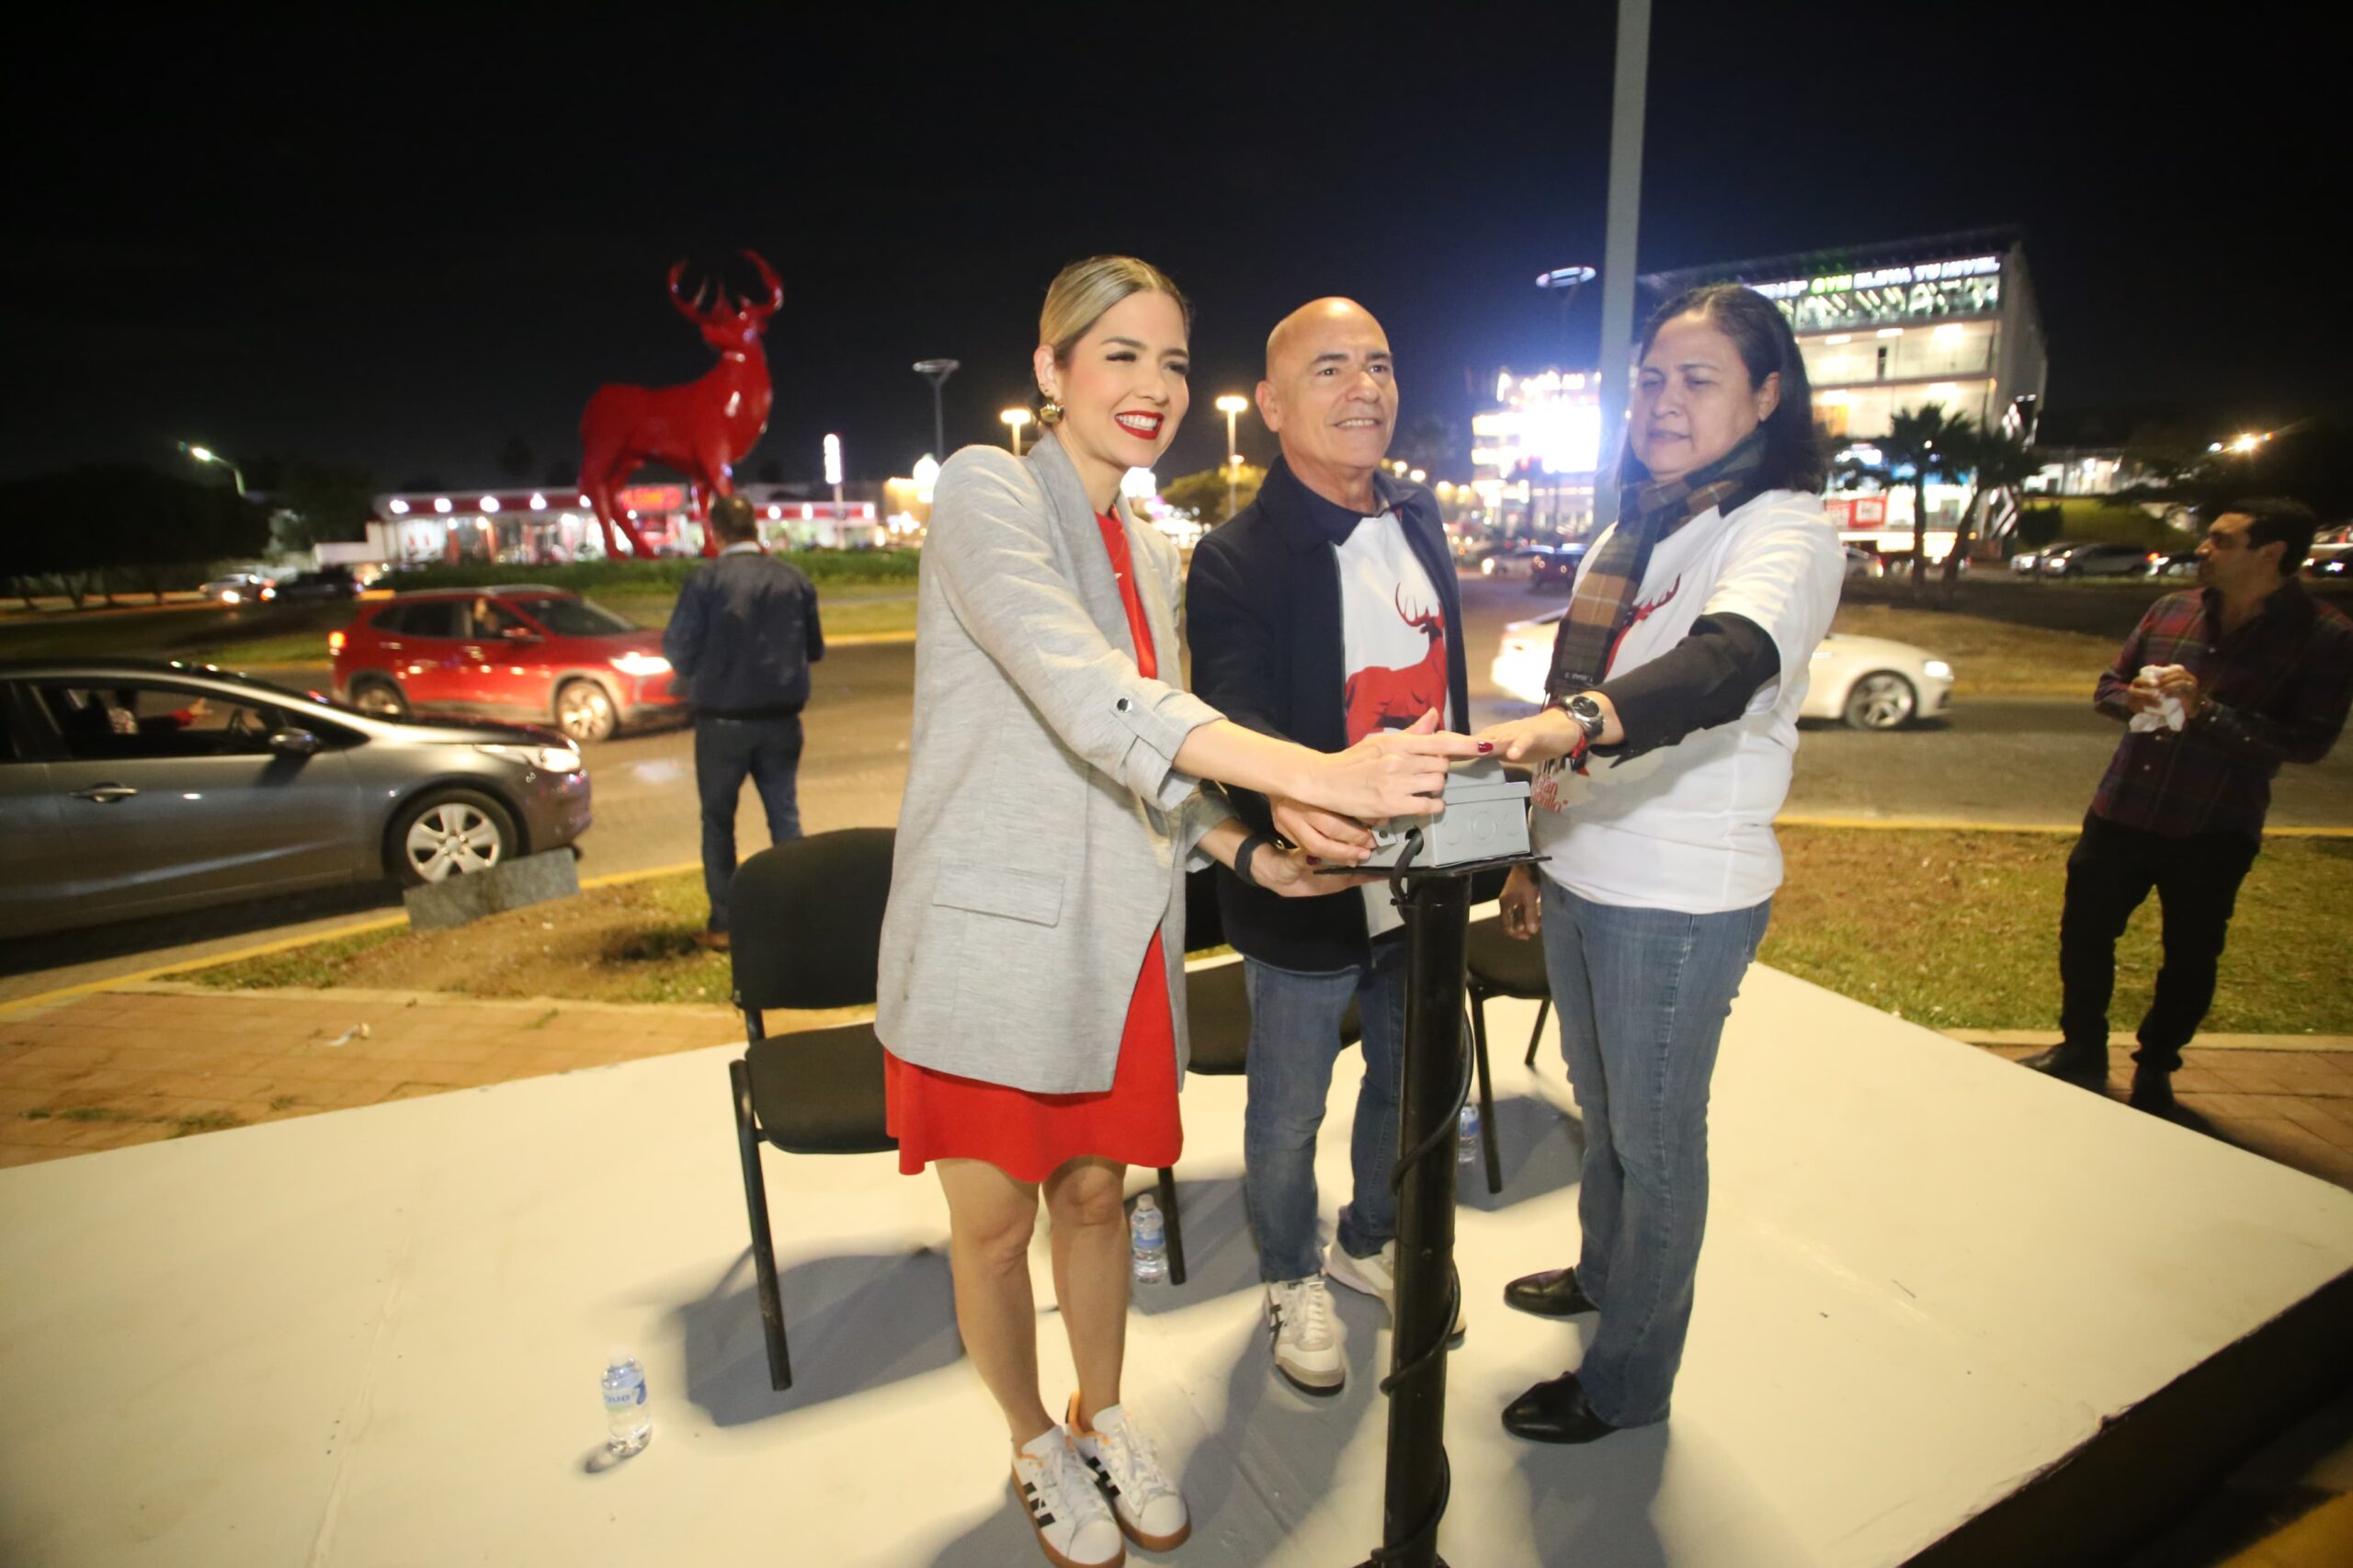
[1186,299,1471,1396]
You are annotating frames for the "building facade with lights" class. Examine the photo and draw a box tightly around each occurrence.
[360,486,884,565]
[1469,229,2048,553]
[1645,227,2044,447]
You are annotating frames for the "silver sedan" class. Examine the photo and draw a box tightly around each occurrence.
[0,660,592,940]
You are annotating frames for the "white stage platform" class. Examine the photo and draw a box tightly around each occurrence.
[3,963,2349,1567]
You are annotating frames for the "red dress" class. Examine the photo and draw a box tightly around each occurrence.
[881,510,1184,1182]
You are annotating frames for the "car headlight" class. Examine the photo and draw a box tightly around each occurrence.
[609,652,670,676]
[1924,660,1953,679]
[476,743,584,774]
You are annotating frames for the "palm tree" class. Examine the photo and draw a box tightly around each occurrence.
[1941,427,2040,594]
[1881,403,1974,595]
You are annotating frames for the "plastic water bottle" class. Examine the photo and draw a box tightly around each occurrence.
[1458,1104,1482,1166]
[1131,1195,1168,1284]
[601,1346,651,1456]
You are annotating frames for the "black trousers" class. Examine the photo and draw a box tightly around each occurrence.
[2057,812,2259,1072]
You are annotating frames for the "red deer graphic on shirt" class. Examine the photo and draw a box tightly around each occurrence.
[1344,587,1449,743]
[1605,575,1683,674]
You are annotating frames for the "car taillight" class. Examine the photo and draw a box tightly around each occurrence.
[327,631,346,653]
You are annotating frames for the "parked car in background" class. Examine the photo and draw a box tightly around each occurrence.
[199,573,276,605]
[1528,541,1590,590]
[1842,546,1884,581]
[2305,542,2353,582]
[0,659,592,938]
[2145,551,2200,579]
[2042,543,2159,578]
[1479,546,1549,580]
[274,566,361,602]
[331,585,682,744]
[1490,611,1954,730]
[2010,546,2056,574]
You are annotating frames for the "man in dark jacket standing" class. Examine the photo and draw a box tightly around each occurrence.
[2023,498,2350,1110]
[1187,298,1472,1394]
[663,494,824,949]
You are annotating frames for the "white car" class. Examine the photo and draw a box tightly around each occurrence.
[1490,612,1954,731]
[1479,547,1547,580]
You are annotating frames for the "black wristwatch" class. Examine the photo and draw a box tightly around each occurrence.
[1563,692,1607,750]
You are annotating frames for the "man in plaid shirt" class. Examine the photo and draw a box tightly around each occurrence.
[2024,499,2353,1113]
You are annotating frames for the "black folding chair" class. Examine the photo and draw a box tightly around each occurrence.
[1460,914,1552,1195]
[727,827,898,1391]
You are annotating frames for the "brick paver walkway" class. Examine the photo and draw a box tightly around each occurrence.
[0,984,857,1167]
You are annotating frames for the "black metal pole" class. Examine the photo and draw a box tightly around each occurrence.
[1363,870,1472,1568]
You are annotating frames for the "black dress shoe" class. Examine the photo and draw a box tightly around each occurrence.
[1504,1267,1600,1319]
[1503,1372,1620,1444]
[2128,1067,2177,1115]
[2018,1044,2107,1089]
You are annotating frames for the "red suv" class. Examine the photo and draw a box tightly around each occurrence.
[331,585,681,743]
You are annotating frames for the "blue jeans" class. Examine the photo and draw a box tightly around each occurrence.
[1242,936,1409,1283]
[694,712,804,932]
[1540,880,1770,1427]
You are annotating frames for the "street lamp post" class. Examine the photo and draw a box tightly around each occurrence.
[177,441,247,497]
[1214,393,1248,523]
[823,433,845,514]
[1000,407,1033,456]
[912,358,960,466]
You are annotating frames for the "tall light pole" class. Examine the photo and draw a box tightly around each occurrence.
[1000,407,1033,456]
[1591,0,1653,534]
[1214,393,1249,522]
[1533,267,1597,533]
[177,441,247,497]
[823,433,844,513]
[912,358,959,464]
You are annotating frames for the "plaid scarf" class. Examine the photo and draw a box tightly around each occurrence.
[1542,429,1768,701]
[1531,430,1766,811]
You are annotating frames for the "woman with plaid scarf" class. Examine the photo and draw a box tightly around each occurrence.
[1476,284,1843,1445]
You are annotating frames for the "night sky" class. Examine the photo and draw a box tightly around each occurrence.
[7,6,2335,494]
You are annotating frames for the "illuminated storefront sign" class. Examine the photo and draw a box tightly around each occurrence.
[1751,255,2003,333]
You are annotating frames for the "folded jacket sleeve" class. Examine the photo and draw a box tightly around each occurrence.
[926,448,1221,809]
[1594,503,1842,761]
[1597,612,1781,760]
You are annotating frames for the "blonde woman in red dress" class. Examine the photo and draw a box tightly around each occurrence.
[876,256,1478,1567]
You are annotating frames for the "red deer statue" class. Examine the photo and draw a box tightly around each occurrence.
[578,251,782,559]
[1343,587,1449,741]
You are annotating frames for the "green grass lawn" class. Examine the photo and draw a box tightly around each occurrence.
[193,828,2353,1034]
[1764,828,2353,1034]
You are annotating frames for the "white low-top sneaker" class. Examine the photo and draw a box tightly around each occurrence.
[1265,1275,1345,1394]
[1012,1425,1125,1568]
[1069,1395,1191,1551]
[1324,1240,1467,1343]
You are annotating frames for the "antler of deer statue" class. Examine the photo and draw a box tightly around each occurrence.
[578,250,783,559]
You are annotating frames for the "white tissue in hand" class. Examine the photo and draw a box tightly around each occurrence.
[2127,664,2187,733]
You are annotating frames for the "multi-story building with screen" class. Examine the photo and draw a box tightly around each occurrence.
[1468,228,2049,554]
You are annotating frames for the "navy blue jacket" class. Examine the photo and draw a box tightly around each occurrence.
[1186,460,1471,971]
[662,546,824,717]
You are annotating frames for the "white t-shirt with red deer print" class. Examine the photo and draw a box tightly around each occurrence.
[1336,510,1454,936]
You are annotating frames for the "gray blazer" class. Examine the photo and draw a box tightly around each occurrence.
[876,432,1226,1095]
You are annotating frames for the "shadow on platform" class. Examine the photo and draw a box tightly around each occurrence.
[674,1244,960,1425]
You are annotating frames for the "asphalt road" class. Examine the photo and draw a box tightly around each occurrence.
[6,575,2347,1001]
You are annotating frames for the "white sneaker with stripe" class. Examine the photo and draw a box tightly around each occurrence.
[1011,1424,1124,1568]
[1069,1395,1190,1551]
